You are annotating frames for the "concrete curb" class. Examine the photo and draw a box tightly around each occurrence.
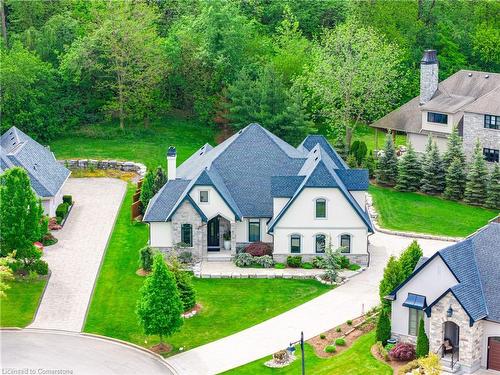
[28,271,52,327]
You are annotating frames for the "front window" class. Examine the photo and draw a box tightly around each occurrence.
[340,234,351,253]
[315,199,326,218]
[315,234,326,253]
[427,112,448,124]
[290,235,301,253]
[484,148,499,163]
[199,190,209,203]
[408,308,424,336]
[181,224,193,247]
[485,114,499,130]
[248,219,260,242]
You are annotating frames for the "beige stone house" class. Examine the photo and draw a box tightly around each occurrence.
[387,221,500,374]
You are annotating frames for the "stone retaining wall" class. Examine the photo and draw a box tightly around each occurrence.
[59,159,147,177]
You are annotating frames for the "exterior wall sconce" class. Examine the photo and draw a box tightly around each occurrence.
[447,306,453,317]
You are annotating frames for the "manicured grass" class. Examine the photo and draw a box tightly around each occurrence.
[0,278,47,327]
[50,116,216,169]
[84,184,331,355]
[369,185,498,237]
[350,125,407,152]
[224,331,391,375]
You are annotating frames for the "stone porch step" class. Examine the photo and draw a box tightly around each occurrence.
[441,357,462,374]
[205,252,233,262]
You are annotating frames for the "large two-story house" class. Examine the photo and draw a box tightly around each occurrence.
[143,124,373,264]
[372,50,500,164]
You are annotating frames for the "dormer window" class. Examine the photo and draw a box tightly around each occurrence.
[427,112,448,124]
[315,198,326,219]
[199,190,209,203]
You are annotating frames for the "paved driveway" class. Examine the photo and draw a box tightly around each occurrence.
[0,329,175,375]
[168,232,450,375]
[29,178,126,332]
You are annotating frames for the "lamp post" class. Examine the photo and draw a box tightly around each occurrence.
[288,331,305,375]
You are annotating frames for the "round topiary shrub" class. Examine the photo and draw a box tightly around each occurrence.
[346,320,353,325]
[244,242,272,257]
[335,338,346,346]
[324,345,336,353]
[389,342,416,361]
[336,327,341,333]
[320,334,326,339]
[287,256,302,268]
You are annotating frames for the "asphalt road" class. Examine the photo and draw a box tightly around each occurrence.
[0,330,175,375]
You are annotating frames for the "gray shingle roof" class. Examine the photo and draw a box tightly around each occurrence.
[0,127,70,197]
[144,124,371,228]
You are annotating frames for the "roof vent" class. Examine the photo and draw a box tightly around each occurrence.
[313,149,317,153]
[199,152,203,155]
[485,74,489,79]
[238,129,243,134]
[468,73,472,77]
[314,157,318,161]
[33,163,38,171]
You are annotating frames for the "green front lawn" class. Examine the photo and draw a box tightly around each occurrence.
[0,278,47,327]
[369,185,498,237]
[225,331,391,375]
[84,184,331,355]
[349,125,407,152]
[50,116,216,169]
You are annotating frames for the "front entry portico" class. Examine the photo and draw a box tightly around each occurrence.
[207,216,220,251]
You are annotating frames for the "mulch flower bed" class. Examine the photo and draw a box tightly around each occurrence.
[150,343,172,355]
[370,344,411,374]
[136,268,151,277]
[182,303,202,319]
[308,314,376,358]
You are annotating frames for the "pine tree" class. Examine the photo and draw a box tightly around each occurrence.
[416,316,429,358]
[0,168,45,260]
[486,163,500,210]
[399,241,423,279]
[379,256,404,312]
[140,169,155,214]
[444,157,466,201]
[136,253,183,345]
[442,126,465,170]
[376,132,398,186]
[420,139,445,194]
[153,166,167,194]
[464,140,489,205]
[139,246,154,272]
[396,142,421,192]
[175,270,196,311]
[376,310,391,346]
[334,135,348,160]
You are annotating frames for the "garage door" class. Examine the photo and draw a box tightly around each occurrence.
[488,337,500,371]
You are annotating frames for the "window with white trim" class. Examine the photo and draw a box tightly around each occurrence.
[427,112,448,124]
[408,308,424,336]
[248,219,260,242]
[199,190,209,203]
[315,234,326,253]
[340,234,351,253]
[290,234,301,253]
[315,199,326,218]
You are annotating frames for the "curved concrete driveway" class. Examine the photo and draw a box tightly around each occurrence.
[30,178,126,332]
[1,329,174,375]
[169,232,451,374]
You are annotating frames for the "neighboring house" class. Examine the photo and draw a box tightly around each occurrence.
[371,50,500,164]
[0,126,70,217]
[387,221,500,374]
[143,123,373,264]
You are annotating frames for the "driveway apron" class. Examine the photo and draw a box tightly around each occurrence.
[29,178,126,332]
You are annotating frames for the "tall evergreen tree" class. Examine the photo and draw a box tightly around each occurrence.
[395,142,421,192]
[136,253,183,346]
[486,163,500,210]
[416,316,429,358]
[464,140,489,205]
[399,241,423,279]
[444,157,466,201]
[420,139,445,194]
[379,255,404,312]
[153,166,167,195]
[140,169,155,214]
[376,132,398,186]
[376,310,391,346]
[442,126,465,170]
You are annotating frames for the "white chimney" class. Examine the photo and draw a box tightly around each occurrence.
[420,50,438,105]
[167,146,177,180]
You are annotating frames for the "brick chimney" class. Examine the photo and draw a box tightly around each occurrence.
[420,50,438,105]
[167,146,177,180]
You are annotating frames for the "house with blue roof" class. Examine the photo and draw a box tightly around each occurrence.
[143,123,373,265]
[0,126,70,217]
[387,221,500,373]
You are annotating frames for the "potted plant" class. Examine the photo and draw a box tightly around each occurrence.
[223,232,231,250]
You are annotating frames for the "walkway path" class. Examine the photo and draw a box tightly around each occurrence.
[29,178,126,332]
[1,329,175,375]
[168,232,451,374]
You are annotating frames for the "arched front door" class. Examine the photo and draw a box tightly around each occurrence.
[207,216,220,251]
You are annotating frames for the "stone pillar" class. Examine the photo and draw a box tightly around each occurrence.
[230,222,237,255]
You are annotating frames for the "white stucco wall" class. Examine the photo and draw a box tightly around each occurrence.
[273,197,289,217]
[350,191,366,209]
[481,320,500,369]
[189,186,235,222]
[235,218,273,243]
[391,255,458,339]
[149,222,173,247]
[408,132,448,153]
[41,185,65,217]
[421,111,455,134]
[272,187,369,255]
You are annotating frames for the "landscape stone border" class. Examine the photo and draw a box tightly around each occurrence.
[58,159,147,177]
[366,194,462,242]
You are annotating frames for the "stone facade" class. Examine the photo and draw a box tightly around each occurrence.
[171,200,206,261]
[420,61,439,104]
[271,253,368,266]
[463,112,500,167]
[59,159,147,176]
[429,292,483,373]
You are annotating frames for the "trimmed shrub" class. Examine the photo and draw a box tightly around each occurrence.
[30,259,49,275]
[339,256,350,269]
[376,341,390,361]
[244,242,273,257]
[416,317,429,358]
[287,256,302,268]
[320,334,326,339]
[56,216,63,224]
[55,202,69,219]
[139,246,154,271]
[234,253,253,267]
[274,262,286,269]
[312,256,326,269]
[348,263,361,271]
[390,342,416,361]
[335,327,341,333]
[178,251,193,264]
[175,270,196,311]
[376,310,391,345]
[346,320,352,326]
[301,262,313,269]
[398,360,420,375]
[254,255,274,268]
[335,338,346,346]
[324,345,336,353]
[41,233,57,246]
[62,195,73,205]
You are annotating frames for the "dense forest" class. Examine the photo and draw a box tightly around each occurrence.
[1,0,499,146]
